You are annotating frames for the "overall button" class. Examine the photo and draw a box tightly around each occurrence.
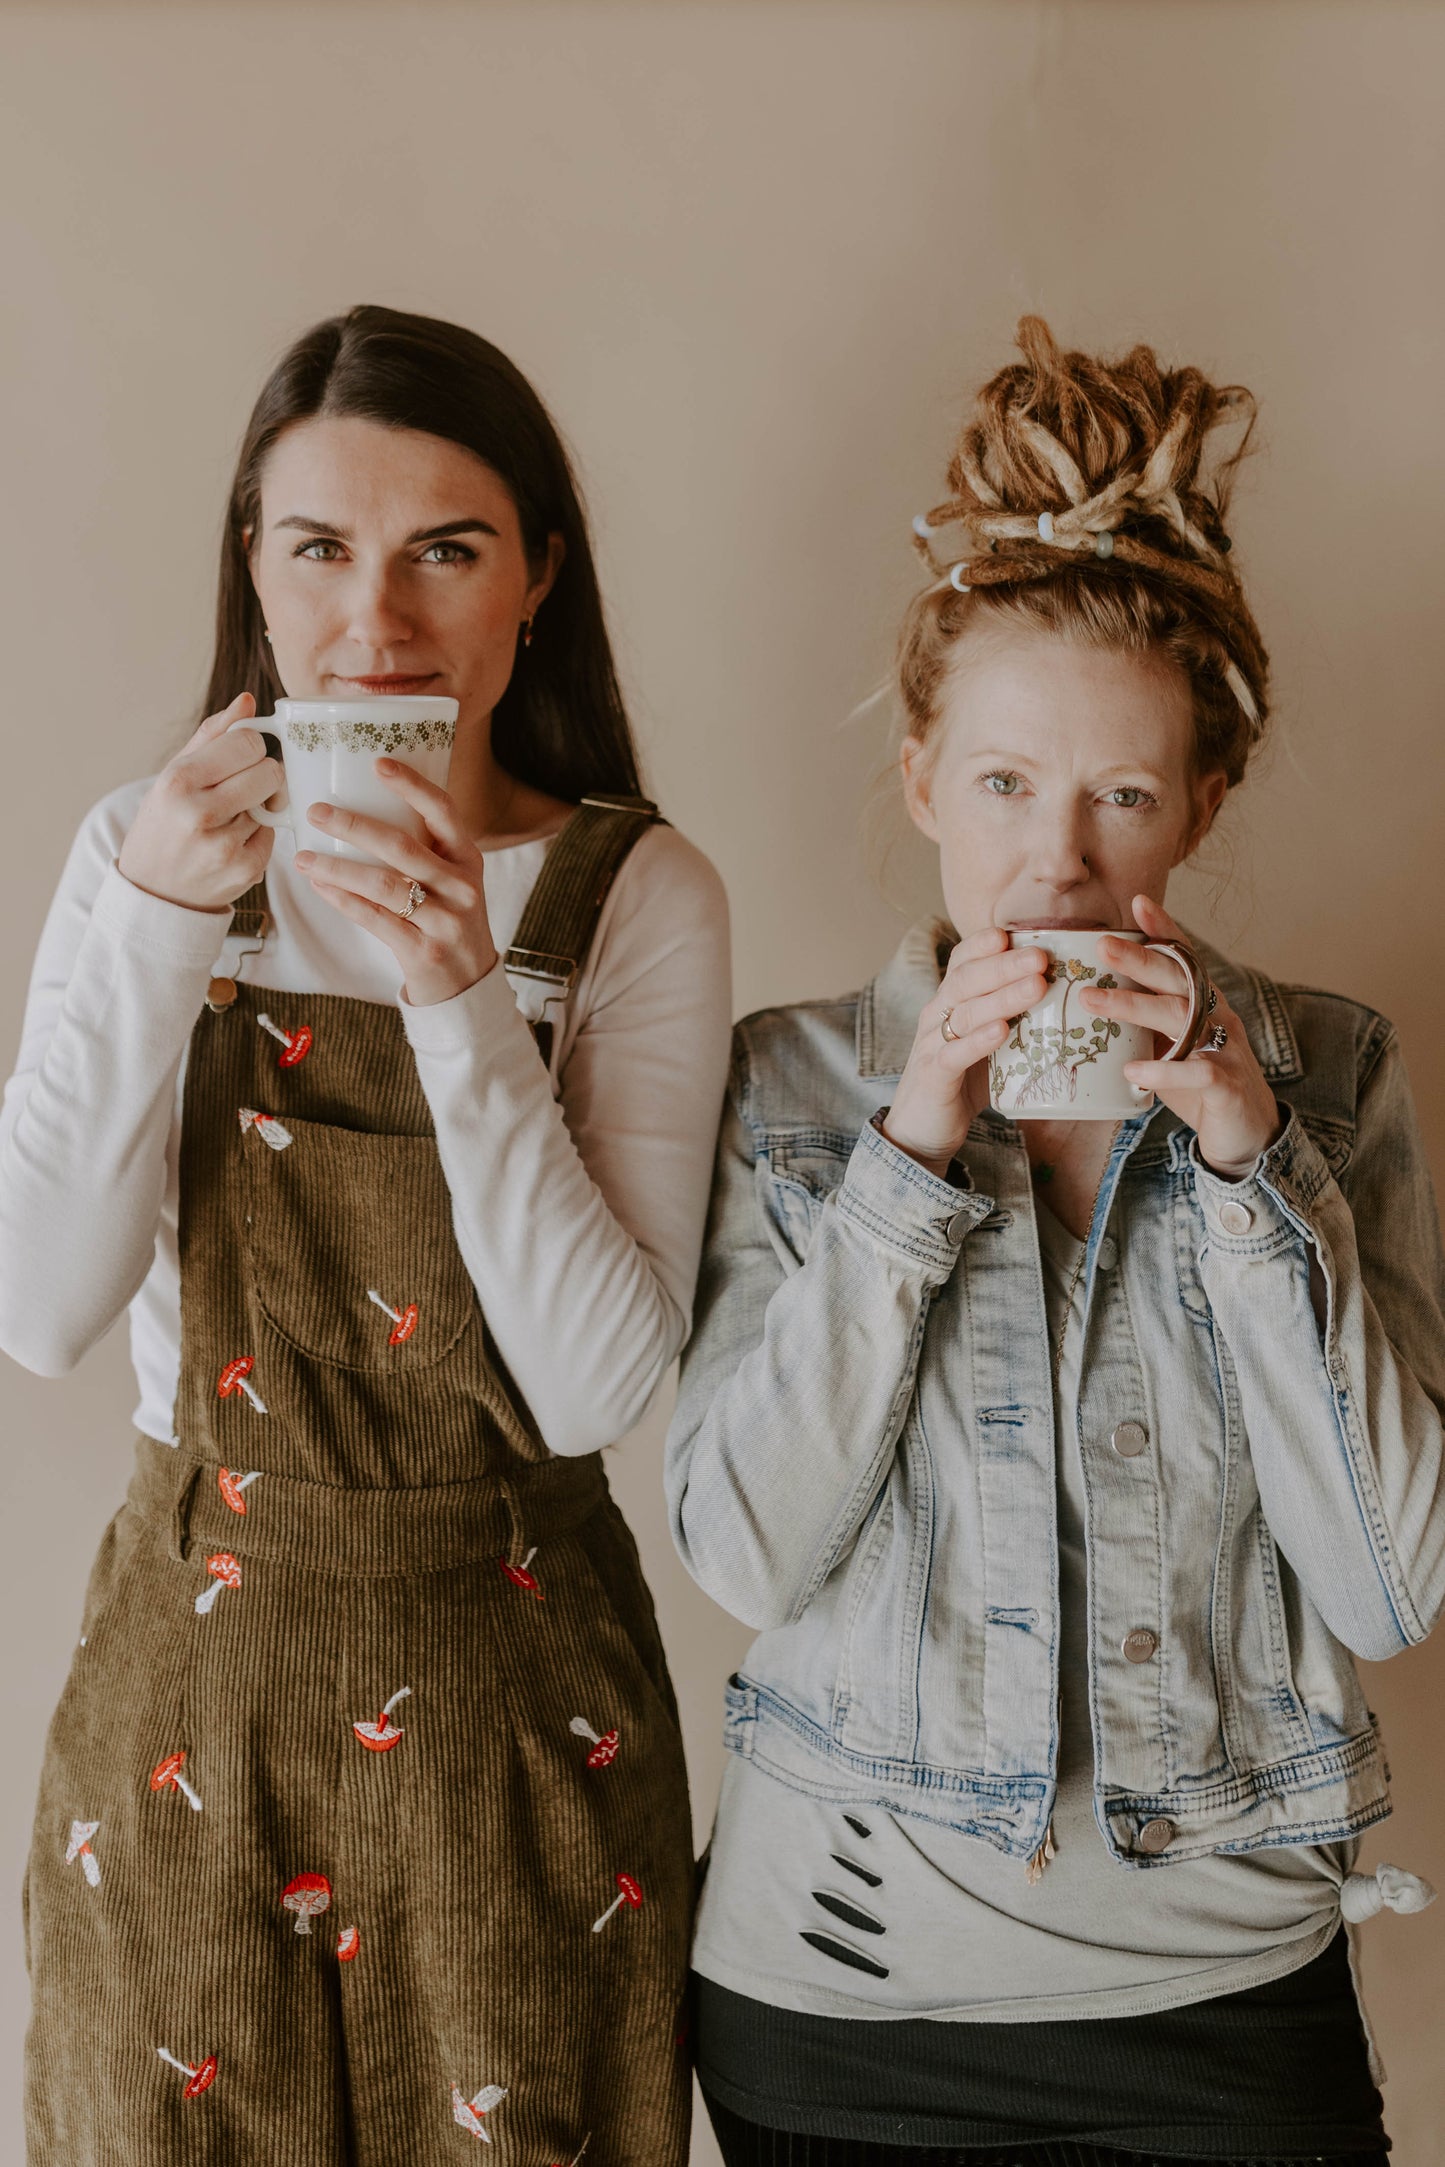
[1111,1420,1148,1459]
[1122,1628,1159,1663]
[1218,1199,1254,1235]
[1138,1817,1176,1855]
[1097,1234,1119,1271]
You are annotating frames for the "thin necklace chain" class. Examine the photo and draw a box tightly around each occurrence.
[1048,1124,1120,1385]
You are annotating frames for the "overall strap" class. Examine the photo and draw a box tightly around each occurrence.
[505,794,665,1066]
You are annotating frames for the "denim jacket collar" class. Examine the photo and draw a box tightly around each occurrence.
[857,920,1304,1085]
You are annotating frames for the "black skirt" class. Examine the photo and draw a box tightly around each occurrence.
[693,1929,1388,2157]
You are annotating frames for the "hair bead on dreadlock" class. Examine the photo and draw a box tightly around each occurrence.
[896,316,1271,788]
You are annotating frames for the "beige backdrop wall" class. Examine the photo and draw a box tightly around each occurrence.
[2,3,1442,2160]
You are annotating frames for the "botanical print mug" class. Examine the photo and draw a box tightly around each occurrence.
[228,696,458,863]
[987,926,1209,1120]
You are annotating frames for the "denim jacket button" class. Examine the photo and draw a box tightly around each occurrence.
[1138,1816,1176,1855]
[1111,1420,1148,1458]
[1097,1234,1119,1271]
[944,1210,973,1243]
[1218,1199,1254,1235]
[1122,1627,1159,1663]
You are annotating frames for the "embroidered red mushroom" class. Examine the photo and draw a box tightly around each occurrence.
[217,1467,261,1515]
[150,1752,203,1813]
[257,1011,312,1067]
[569,1716,620,1768]
[451,2082,508,2142]
[498,1546,543,1599]
[352,1685,411,1752]
[217,1356,267,1415]
[156,2047,218,2099]
[591,1870,643,1934]
[366,1288,419,1345]
[237,1106,293,1151]
[336,1924,362,1962]
[281,1871,333,1935]
[66,1819,101,1887]
[194,1551,242,1616]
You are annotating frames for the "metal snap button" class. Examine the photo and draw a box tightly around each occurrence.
[1218,1199,1254,1235]
[945,1210,973,1243]
[1110,1420,1148,1459]
[1122,1628,1159,1663]
[1138,1816,1176,1855]
[1097,1234,1119,1271]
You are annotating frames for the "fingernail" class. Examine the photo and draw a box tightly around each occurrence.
[376,758,396,774]
[295,851,314,869]
[310,803,332,822]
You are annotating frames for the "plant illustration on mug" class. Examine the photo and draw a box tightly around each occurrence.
[988,956,1121,1109]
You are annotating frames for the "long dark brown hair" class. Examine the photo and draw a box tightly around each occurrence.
[204,305,642,801]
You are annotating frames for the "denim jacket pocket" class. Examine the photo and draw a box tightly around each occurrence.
[762,1128,860,1258]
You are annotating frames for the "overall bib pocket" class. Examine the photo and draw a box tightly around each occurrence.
[239,1113,477,1372]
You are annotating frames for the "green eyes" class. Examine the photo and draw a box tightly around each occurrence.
[979,771,1155,810]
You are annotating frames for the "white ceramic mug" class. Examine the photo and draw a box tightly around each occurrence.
[228,696,458,863]
[987,926,1209,1121]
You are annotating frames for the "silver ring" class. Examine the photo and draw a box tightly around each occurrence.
[398,880,426,922]
[1203,1023,1229,1052]
[940,1007,961,1044]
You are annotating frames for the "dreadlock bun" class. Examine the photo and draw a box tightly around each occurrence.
[900,318,1270,785]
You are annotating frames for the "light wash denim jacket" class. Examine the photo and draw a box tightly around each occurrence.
[667,924,1445,1869]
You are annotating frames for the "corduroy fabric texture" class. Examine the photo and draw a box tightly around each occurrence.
[25,949,693,2163]
[504,795,663,1066]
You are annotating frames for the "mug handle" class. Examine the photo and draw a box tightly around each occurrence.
[225,715,291,829]
[1144,939,1209,1060]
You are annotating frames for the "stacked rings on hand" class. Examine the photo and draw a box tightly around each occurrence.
[1203,1023,1229,1052]
[398,880,426,922]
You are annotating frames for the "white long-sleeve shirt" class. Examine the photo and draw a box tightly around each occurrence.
[0,781,732,1455]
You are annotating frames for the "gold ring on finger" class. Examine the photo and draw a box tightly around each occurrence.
[940,1007,961,1044]
[398,879,426,922]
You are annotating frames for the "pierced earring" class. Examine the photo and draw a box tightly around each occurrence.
[522,615,535,649]
[262,629,273,645]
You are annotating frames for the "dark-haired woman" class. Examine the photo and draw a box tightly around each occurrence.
[668,321,1441,2165]
[1,305,729,2163]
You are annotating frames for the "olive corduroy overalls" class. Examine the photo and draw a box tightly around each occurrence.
[24,802,695,2164]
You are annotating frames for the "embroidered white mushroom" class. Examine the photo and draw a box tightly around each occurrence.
[281,1871,333,1934]
[150,1752,203,1812]
[353,1685,411,1751]
[451,2083,508,2142]
[66,1820,101,1886]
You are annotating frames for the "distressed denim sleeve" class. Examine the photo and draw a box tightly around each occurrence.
[1192,1033,1445,1659]
[666,1059,994,1631]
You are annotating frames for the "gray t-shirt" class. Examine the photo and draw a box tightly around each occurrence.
[691,1197,1351,2022]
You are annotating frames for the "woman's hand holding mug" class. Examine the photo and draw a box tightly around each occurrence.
[883,928,1049,1179]
[118,693,280,913]
[1084,895,1284,1181]
[296,763,499,1009]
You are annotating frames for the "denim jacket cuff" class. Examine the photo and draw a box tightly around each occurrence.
[1188,1108,1324,1248]
[833,1114,995,1275]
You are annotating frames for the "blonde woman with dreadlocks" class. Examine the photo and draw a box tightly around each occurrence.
[667,320,1444,2166]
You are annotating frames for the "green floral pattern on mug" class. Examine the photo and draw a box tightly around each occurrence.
[286,717,455,754]
[988,956,1122,1109]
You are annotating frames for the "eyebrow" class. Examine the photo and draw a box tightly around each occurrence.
[271,515,500,544]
